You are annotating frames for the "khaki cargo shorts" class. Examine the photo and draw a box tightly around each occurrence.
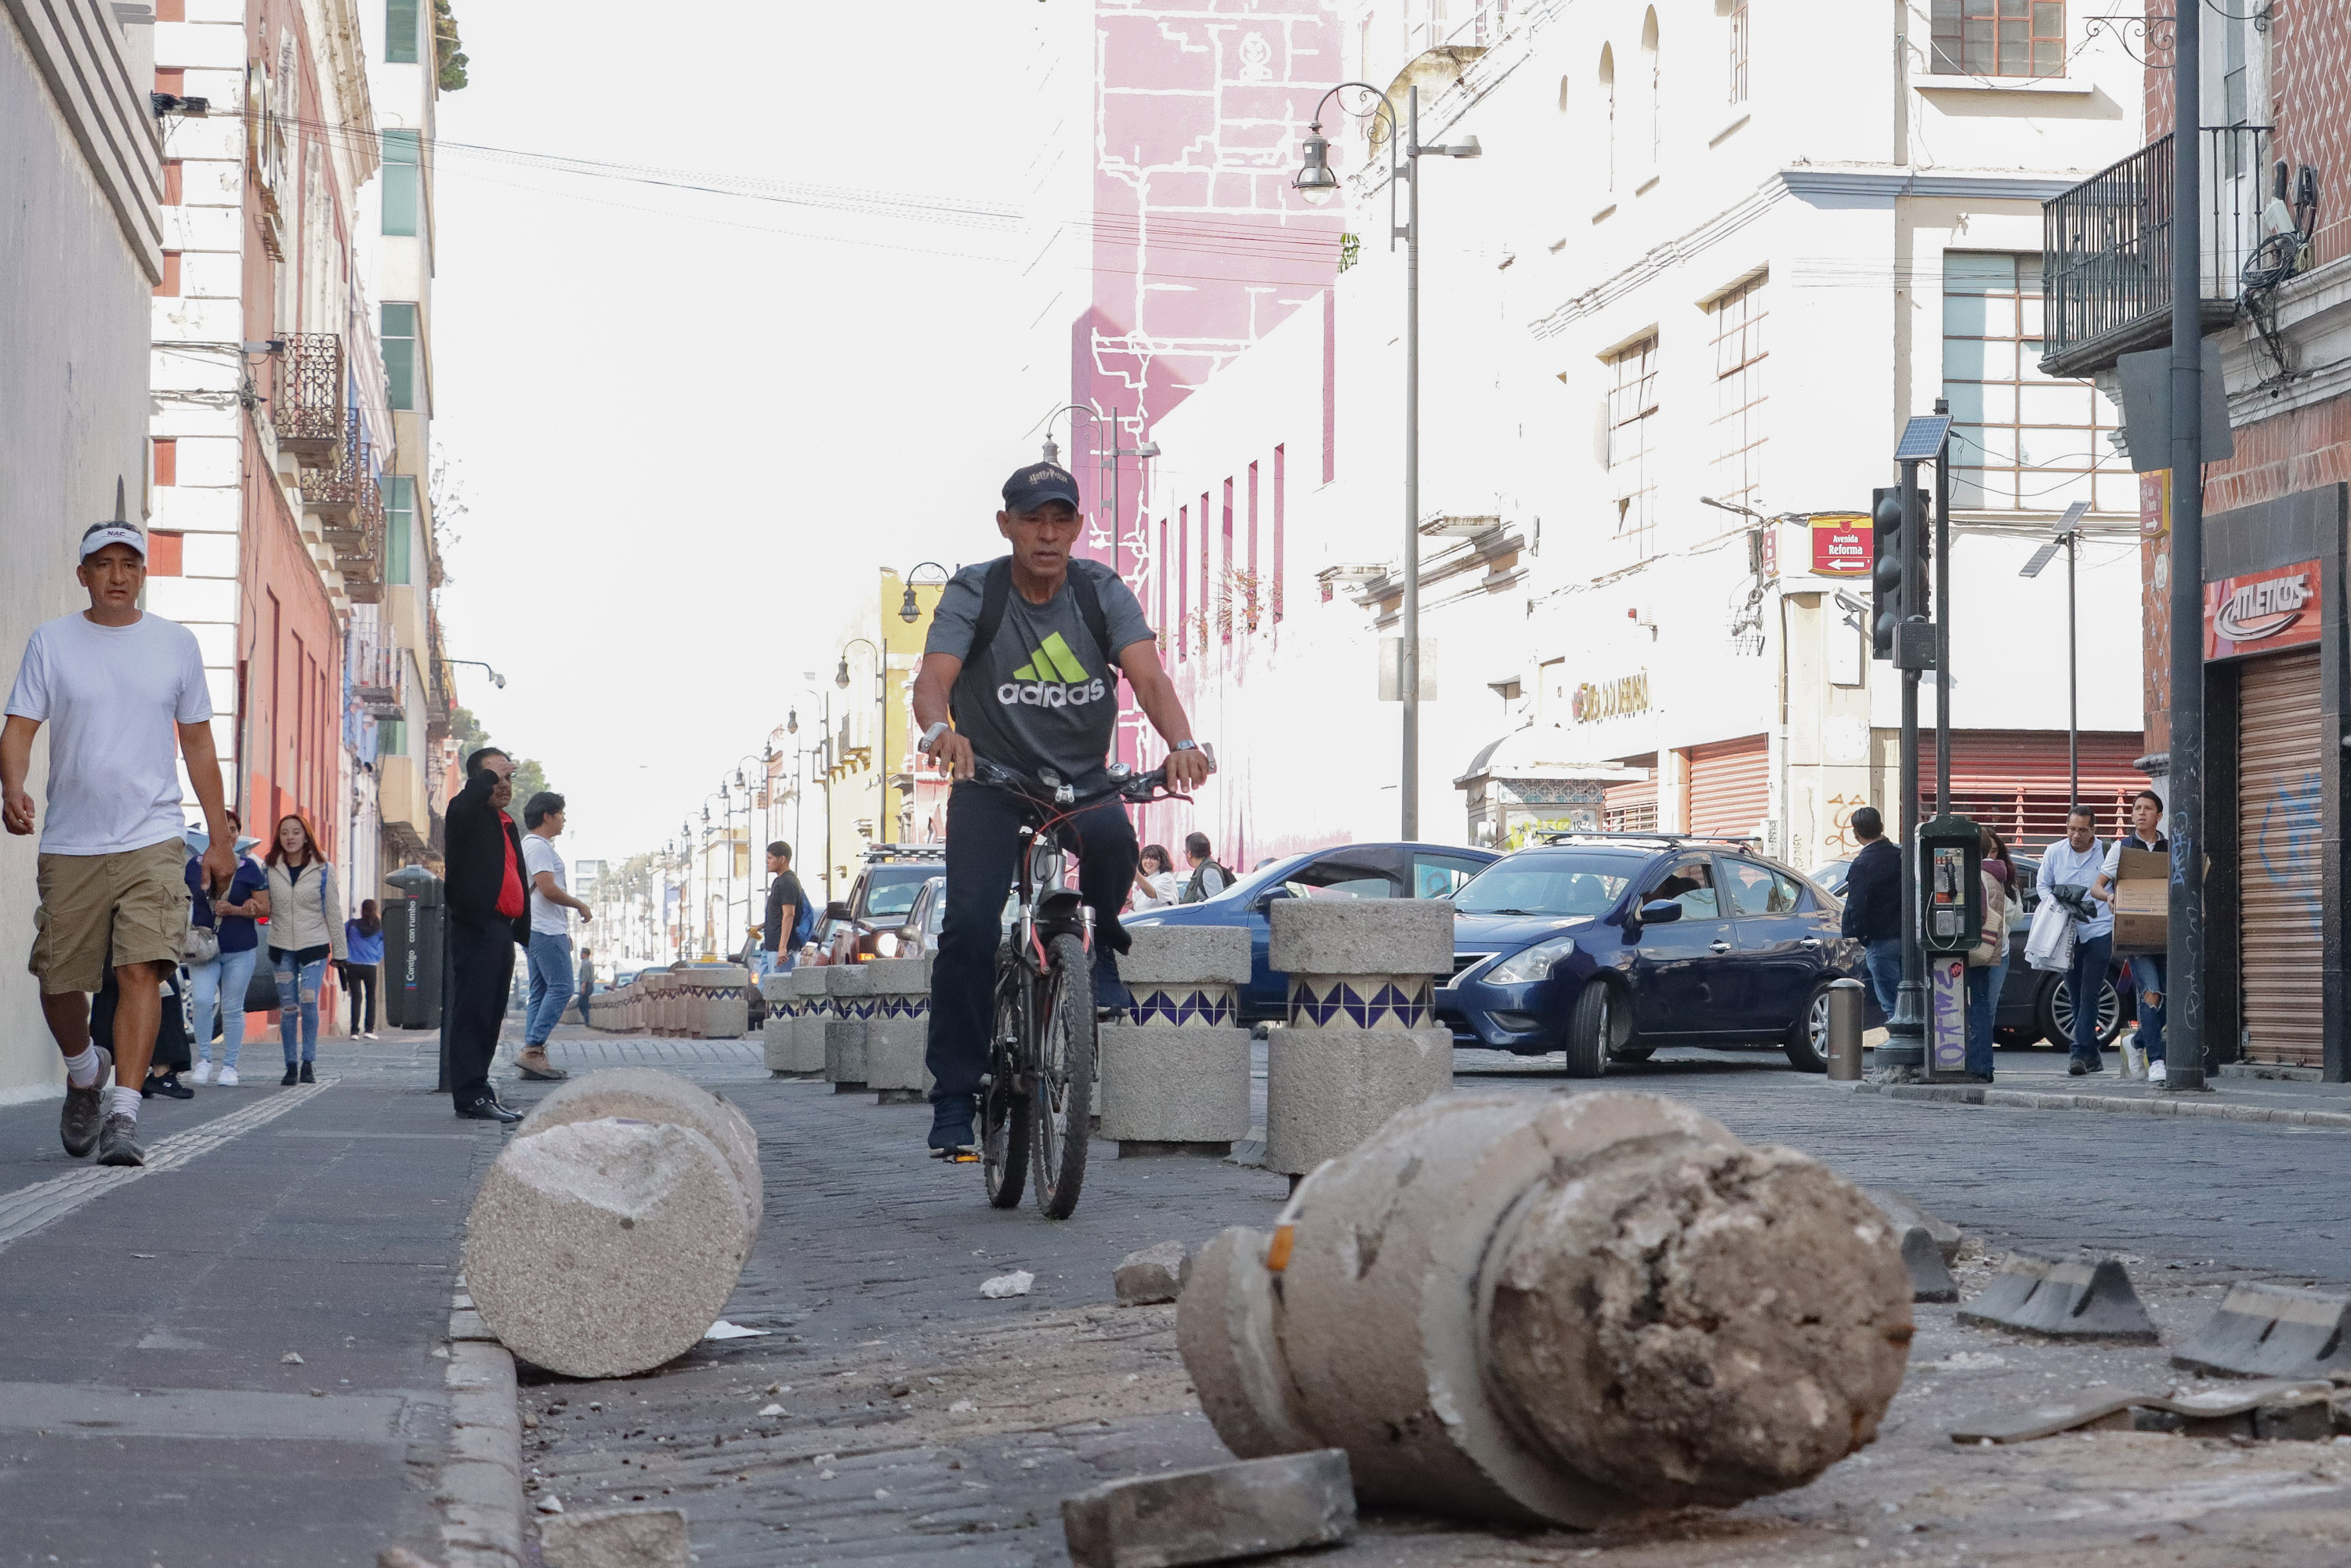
[29,837,189,994]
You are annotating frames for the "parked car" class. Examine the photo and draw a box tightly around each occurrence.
[1809,851,2127,1049]
[890,875,950,961]
[1121,842,1501,1020]
[1442,834,1858,1075]
[815,844,947,964]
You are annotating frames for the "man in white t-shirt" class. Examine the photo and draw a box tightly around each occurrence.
[519,790,592,1080]
[2,523,235,1168]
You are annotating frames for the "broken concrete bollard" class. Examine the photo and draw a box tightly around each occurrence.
[1060,1449,1355,1568]
[1179,1091,1913,1527]
[1099,926,1252,1157]
[782,965,830,1077]
[463,1118,752,1379]
[860,956,933,1103]
[515,1068,762,1248]
[1114,1240,1193,1305]
[1958,1251,2157,1343]
[759,973,796,1074]
[822,964,872,1089]
[537,1505,690,1568]
[1262,899,1455,1176]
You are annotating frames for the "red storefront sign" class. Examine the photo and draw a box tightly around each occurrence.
[1809,514,1871,575]
[2204,559,2323,661]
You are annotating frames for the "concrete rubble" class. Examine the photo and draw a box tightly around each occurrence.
[1114,1240,1192,1305]
[537,1505,691,1568]
[1060,1448,1355,1568]
[1957,1251,2158,1342]
[1179,1090,1913,1526]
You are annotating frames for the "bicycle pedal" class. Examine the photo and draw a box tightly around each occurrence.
[944,1149,979,1164]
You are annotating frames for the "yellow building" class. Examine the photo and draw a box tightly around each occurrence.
[820,568,947,894]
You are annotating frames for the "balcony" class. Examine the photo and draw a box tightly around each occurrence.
[349,609,407,719]
[272,333,343,462]
[2041,124,2272,378]
[301,411,386,603]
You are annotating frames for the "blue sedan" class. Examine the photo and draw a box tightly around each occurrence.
[1122,842,1500,1021]
[1438,836,1861,1076]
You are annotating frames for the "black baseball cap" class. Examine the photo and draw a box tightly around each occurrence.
[1002,461,1081,515]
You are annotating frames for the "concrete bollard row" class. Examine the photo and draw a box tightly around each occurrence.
[823,964,872,1090]
[780,965,830,1076]
[464,1069,763,1380]
[1177,1091,1914,1528]
[1262,899,1455,1176]
[1099,926,1252,1156]
[861,957,933,1103]
[691,964,751,1040]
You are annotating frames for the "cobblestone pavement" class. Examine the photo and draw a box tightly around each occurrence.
[519,1029,2351,1566]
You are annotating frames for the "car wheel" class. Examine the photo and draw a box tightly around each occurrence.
[1782,981,1833,1073]
[1607,1044,1655,1063]
[2040,973,2123,1052]
[1563,982,1617,1080]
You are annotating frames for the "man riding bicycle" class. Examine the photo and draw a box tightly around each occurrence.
[910,461,1212,1158]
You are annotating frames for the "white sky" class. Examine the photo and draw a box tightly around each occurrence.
[428,0,1055,871]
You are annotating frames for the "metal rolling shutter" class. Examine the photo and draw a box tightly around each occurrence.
[1686,735,1769,838]
[1604,780,1657,831]
[2239,648,2324,1068]
[1916,731,2150,849]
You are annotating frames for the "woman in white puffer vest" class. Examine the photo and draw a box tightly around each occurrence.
[263,814,346,1085]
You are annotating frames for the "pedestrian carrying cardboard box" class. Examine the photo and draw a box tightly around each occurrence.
[2109,848,2168,954]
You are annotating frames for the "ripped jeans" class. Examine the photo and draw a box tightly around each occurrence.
[270,948,329,1063]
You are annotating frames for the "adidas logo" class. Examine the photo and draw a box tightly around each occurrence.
[998,632,1108,708]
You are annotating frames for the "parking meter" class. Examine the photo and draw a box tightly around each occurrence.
[1915,813,1983,954]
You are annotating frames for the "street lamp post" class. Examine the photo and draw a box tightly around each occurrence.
[838,639,885,845]
[447,658,506,690]
[1295,83,1480,838]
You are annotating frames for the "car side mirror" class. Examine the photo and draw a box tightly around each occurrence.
[824,900,852,922]
[1253,887,1291,913]
[1637,899,1683,925]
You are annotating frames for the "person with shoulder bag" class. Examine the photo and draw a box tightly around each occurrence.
[186,809,267,1086]
[262,813,345,1085]
[1963,826,2019,1083]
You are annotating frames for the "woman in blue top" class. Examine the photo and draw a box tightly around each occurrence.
[342,900,386,1040]
[187,809,270,1087]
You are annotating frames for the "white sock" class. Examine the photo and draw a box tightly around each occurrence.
[110,1086,141,1121]
[63,1045,102,1088]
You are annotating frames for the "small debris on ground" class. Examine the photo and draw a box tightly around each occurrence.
[281,1352,303,1364]
[981,1270,1035,1298]
[703,1319,767,1339]
[538,1505,690,1568]
[1114,1240,1192,1305]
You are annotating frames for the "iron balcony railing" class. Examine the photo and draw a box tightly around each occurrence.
[2041,123,2271,378]
[272,332,343,459]
[348,608,407,718]
[302,409,386,601]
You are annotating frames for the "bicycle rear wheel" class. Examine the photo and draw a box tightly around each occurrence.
[1031,932,1096,1219]
[981,976,1030,1209]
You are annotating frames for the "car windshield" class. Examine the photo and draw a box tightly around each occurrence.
[1454,853,1640,918]
[859,866,937,919]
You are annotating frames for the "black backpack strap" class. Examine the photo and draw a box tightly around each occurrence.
[951,559,1016,730]
[1068,561,1117,672]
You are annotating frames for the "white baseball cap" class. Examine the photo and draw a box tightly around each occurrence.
[78,521,147,562]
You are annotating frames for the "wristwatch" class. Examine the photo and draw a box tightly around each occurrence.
[919,721,952,754]
[1171,740,1199,753]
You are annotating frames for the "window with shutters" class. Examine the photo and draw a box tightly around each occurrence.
[386,0,419,63]
[1607,335,1660,559]
[1722,0,1749,103]
[382,302,420,411]
[381,130,421,236]
[379,718,408,756]
[385,475,415,585]
[1929,0,2065,78]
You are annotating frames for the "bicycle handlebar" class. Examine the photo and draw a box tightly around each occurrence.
[969,751,1212,813]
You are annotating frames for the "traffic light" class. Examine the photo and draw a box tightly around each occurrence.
[1869,485,1930,661]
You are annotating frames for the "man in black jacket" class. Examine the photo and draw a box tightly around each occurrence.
[444,748,528,1121]
[1839,806,1903,1013]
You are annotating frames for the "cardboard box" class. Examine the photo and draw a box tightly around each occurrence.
[2109,847,2168,954]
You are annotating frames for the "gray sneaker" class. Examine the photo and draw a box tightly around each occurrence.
[96,1113,145,1168]
[60,1081,104,1158]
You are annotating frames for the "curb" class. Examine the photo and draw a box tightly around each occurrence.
[1851,1081,2351,1130]
[437,1284,524,1568]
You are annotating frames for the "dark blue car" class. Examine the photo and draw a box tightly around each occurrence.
[1439,835,1860,1076]
[1122,841,1500,1021]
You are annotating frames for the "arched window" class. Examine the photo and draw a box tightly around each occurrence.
[1598,45,1616,191]
[1640,9,1660,169]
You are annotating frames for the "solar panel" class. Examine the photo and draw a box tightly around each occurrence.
[2019,541,2063,579]
[2057,500,2092,532]
[1893,415,1954,462]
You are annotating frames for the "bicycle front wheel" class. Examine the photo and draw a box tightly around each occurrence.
[1031,932,1096,1219]
[981,976,1030,1210]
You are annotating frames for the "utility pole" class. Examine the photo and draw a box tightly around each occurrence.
[1885,456,1929,1070]
[2165,3,2208,1092]
[1933,397,1952,816]
[1401,85,1422,841]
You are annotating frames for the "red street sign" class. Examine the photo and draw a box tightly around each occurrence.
[1810,515,1871,575]
[2204,559,2322,661]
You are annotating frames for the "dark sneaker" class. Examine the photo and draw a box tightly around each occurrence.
[298,1062,315,1085]
[96,1113,145,1168]
[143,1073,194,1100]
[280,1064,299,1086]
[1093,955,1132,1022]
[60,1080,105,1158]
[928,1098,977,1161]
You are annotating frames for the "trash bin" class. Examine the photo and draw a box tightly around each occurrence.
[383,865,445,1030]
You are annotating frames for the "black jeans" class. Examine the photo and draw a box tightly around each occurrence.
[345,962,378,1034]
[924,779,1137,1110]
[447,915,516,1109]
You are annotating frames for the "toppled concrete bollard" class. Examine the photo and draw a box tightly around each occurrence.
[1060,1449,1354,1568]
[538,1505,690,1568]
[861,956,933,1103]
[463,1119,752,1379]
[516,1069,761,1248]
[784,966,830,1077]
[1262,899,1455,1175]
[1958,1251,2157,1343]
[1901,1226,1958,1303]
[1871,1189,1962,1265]
[823,965,872,1090]
[2175,1282,2351,1379]
[1114,1240,1192,1305]
[1179,1091,1913,1527]
[1099,927,1251,1156]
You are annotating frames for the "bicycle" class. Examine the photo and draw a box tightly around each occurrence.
[966,755,1197,1220]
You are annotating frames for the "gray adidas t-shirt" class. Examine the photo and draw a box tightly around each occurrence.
[926,558,1153,787]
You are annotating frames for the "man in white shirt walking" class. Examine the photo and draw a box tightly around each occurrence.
[519,791,590,1081]
[2038,805,2117,1076]
[2,522,235,1167]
